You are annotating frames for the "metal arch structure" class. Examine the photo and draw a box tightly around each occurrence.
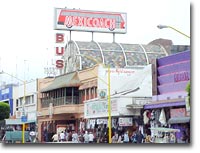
[93,40,105,64]
[63,40,169,73]
[139,44,150,65]
[115,42,128,67]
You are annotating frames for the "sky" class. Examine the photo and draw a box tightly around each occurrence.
[0,0,191,84]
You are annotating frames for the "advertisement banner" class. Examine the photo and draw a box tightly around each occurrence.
[98,64,152,96]
[54,8,127,34]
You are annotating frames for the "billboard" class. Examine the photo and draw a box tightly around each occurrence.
[97,64,152,96]
[54,8,127,33]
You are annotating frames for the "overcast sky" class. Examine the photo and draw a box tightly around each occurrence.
[0,0,191,83]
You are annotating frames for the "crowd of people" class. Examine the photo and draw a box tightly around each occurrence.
[51,129,148,143]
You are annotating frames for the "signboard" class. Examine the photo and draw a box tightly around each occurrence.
[174,71,190,82]
[54,33,65,69]
[54,8,127,34]
[56,124,67,134]
[21,116,27,122]
[170,108,186,118]
[84,99,118,118]
[98,89,107,99]
[118,117,133,126]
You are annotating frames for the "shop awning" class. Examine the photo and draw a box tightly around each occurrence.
[168,117,190,124]
[144,98,185,109]
[126,104,143,109]
[5,119,36,125]
[40,72,81,92]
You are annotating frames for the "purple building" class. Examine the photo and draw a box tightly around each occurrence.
[144,50,190,143]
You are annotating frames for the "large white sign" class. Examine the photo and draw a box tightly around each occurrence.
[98,65,152,96]
[54,8,127,34]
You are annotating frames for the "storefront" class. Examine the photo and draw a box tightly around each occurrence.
[84,97,143,137]
[143,50,190,143]
[84,64,153,137]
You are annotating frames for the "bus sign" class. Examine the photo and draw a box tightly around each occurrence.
[54,8,127,34]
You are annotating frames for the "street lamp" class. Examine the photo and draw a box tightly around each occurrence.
[157,24,190,38]
[77,54,112,143]
[0,71,26,143]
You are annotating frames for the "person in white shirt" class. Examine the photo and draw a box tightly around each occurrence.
[83,131,89,143]
[72,131,79,143]
[52,133,58,142]
[60,131,65,142]
[88,131,94,143]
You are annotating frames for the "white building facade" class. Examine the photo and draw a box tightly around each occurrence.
[16,80,37,122]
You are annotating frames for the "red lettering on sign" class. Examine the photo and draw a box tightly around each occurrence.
[55,47,65,55]
[64,16,116,29]
[56,60,64,69]
[56,33,64,43]
[174,71,190,82]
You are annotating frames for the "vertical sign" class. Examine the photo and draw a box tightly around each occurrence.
[55,33,65,69]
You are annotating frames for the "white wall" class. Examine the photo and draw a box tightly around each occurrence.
[17,79,37,121]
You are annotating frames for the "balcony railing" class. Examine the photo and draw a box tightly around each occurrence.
[41,96,79,108]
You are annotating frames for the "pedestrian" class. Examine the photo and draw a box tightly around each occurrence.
[112,132,118,143]
[72,131,79,143]
[117,134,123,143]
[29,131,36,143]
[169,133,176,143]
[83,131,89,143]
[123,131,129,143]
[65,130,69,142]
[52,133,58,142]
[181,131,188,143]
[88,131,94,143]
[136,130,144,143]
[44,128,48,142]
[131,132,137,143]
[60,131,65,142]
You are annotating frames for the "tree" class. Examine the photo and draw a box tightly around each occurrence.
[185,81,190,100]
[0,102,10,120]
